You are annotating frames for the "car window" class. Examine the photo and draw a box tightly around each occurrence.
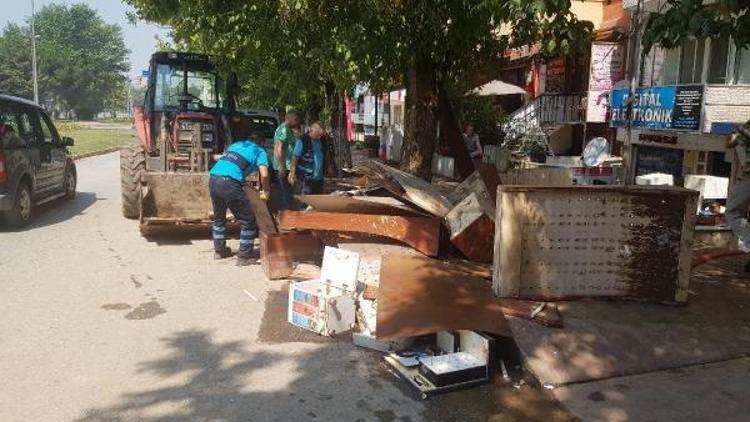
[0,104,20,133]
[16,109,38,145]
[38,111,59,144]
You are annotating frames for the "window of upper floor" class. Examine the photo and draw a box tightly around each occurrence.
[641,35,750,86]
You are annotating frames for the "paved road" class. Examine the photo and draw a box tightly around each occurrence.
[0,152,569,422]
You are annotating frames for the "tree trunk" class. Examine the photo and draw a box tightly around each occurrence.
[400,59,438,180]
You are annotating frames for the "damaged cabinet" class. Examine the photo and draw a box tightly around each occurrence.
[492,186,699,303]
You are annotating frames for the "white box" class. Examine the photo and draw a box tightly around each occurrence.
[288,247,360,336]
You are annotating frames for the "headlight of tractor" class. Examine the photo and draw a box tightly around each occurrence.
[202,123,214,131]
[179,121,194,131]
[202,132,214,144]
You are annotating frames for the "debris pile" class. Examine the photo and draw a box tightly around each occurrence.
[259,160,699,397]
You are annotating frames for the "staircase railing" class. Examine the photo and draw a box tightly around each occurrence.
[503,92,587,141]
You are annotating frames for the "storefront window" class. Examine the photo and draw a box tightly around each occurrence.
[707,36,731,84]
[662,48,680,85]
[679,38,705,84]
[736,48,750,84]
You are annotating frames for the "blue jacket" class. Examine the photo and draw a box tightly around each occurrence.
[210,140,269,182]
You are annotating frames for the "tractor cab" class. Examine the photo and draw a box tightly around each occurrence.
[136,52,238,173]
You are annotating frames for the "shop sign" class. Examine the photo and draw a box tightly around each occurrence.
[587,42,625,122]
[503,43,542,61]
[610,85,704,131]
[545,57,566,93]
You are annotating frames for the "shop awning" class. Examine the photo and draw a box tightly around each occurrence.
[470,80,527,97]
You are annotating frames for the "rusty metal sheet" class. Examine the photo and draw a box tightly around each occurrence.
[376,254,562,341]
[279,211,442,256]
[260,232,322,280]
[493,186,699,303]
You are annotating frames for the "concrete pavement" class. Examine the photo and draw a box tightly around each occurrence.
[3,151,745,421]
[0,152,566,422]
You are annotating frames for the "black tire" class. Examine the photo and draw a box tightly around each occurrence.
[4,182,33,227]
[64,164,77,200]
[120,142,146,219]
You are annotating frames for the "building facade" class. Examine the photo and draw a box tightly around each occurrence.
[617,0,750,187]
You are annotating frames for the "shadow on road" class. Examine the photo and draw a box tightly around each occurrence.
[0,192,99,232]
[73,327,575,422]
[73,329,418,422]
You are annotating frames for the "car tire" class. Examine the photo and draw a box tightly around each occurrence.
[64,164,77,200]
[120,142,146,219]
[4,182,33,227]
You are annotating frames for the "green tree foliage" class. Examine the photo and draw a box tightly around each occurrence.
[0,24,37,99]
[643,0,750,54]
[0,4,130,119]
[126,0,591,177]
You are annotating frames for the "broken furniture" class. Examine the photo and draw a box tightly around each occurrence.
[354,160,454,218]
[279,211,441,257]
[493,185,699,303]
[445,171,498,263]
[288,247,360,336]
[384,330,495,398]
[260,232,323,280]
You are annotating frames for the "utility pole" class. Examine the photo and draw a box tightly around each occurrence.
[623,0,643,185]
[30,0,39,105]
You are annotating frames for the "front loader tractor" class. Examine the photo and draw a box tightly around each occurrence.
[120,52,242,234]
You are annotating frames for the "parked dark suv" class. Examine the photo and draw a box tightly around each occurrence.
[0,94,76,226]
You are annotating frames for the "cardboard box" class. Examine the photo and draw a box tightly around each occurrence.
[287,247,359,336]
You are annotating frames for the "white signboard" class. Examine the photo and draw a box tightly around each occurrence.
[587,42,625,123]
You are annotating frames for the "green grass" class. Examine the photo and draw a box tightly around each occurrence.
[59,128,134,157]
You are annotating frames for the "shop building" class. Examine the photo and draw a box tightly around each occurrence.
[617,0,750,188]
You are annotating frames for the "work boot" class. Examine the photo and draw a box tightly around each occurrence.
[236,256,260,266]
[214,246,232,260]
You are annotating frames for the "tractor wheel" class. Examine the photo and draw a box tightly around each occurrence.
[120,142,146,219]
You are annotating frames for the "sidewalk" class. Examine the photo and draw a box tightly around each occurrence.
[508,253,750,420]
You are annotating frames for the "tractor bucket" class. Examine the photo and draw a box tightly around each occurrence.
[139,172,216,235]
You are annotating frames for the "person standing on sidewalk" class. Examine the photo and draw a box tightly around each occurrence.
[726,120,750,270]
[209,124,271,266]
[273,111,302,210]
[289,122,326,195]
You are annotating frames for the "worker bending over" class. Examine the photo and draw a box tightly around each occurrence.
[209,126,271,266]
[726,119,750,271]
[289,122,326,195]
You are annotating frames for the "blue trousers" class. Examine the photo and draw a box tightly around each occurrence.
[209,175,257,258]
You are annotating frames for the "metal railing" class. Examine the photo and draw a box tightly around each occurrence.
[503,93,587,141]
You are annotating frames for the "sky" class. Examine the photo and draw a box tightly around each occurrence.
[3,0,171,78]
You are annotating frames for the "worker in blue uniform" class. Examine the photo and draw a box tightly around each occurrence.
[209,126,271,266]
[288,122,326,195]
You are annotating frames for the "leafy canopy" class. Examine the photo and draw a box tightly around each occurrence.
[0,3,129,118]
[643,0,750,53]
[125,0,592,107]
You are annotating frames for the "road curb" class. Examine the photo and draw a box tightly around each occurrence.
[73,147,122,161]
